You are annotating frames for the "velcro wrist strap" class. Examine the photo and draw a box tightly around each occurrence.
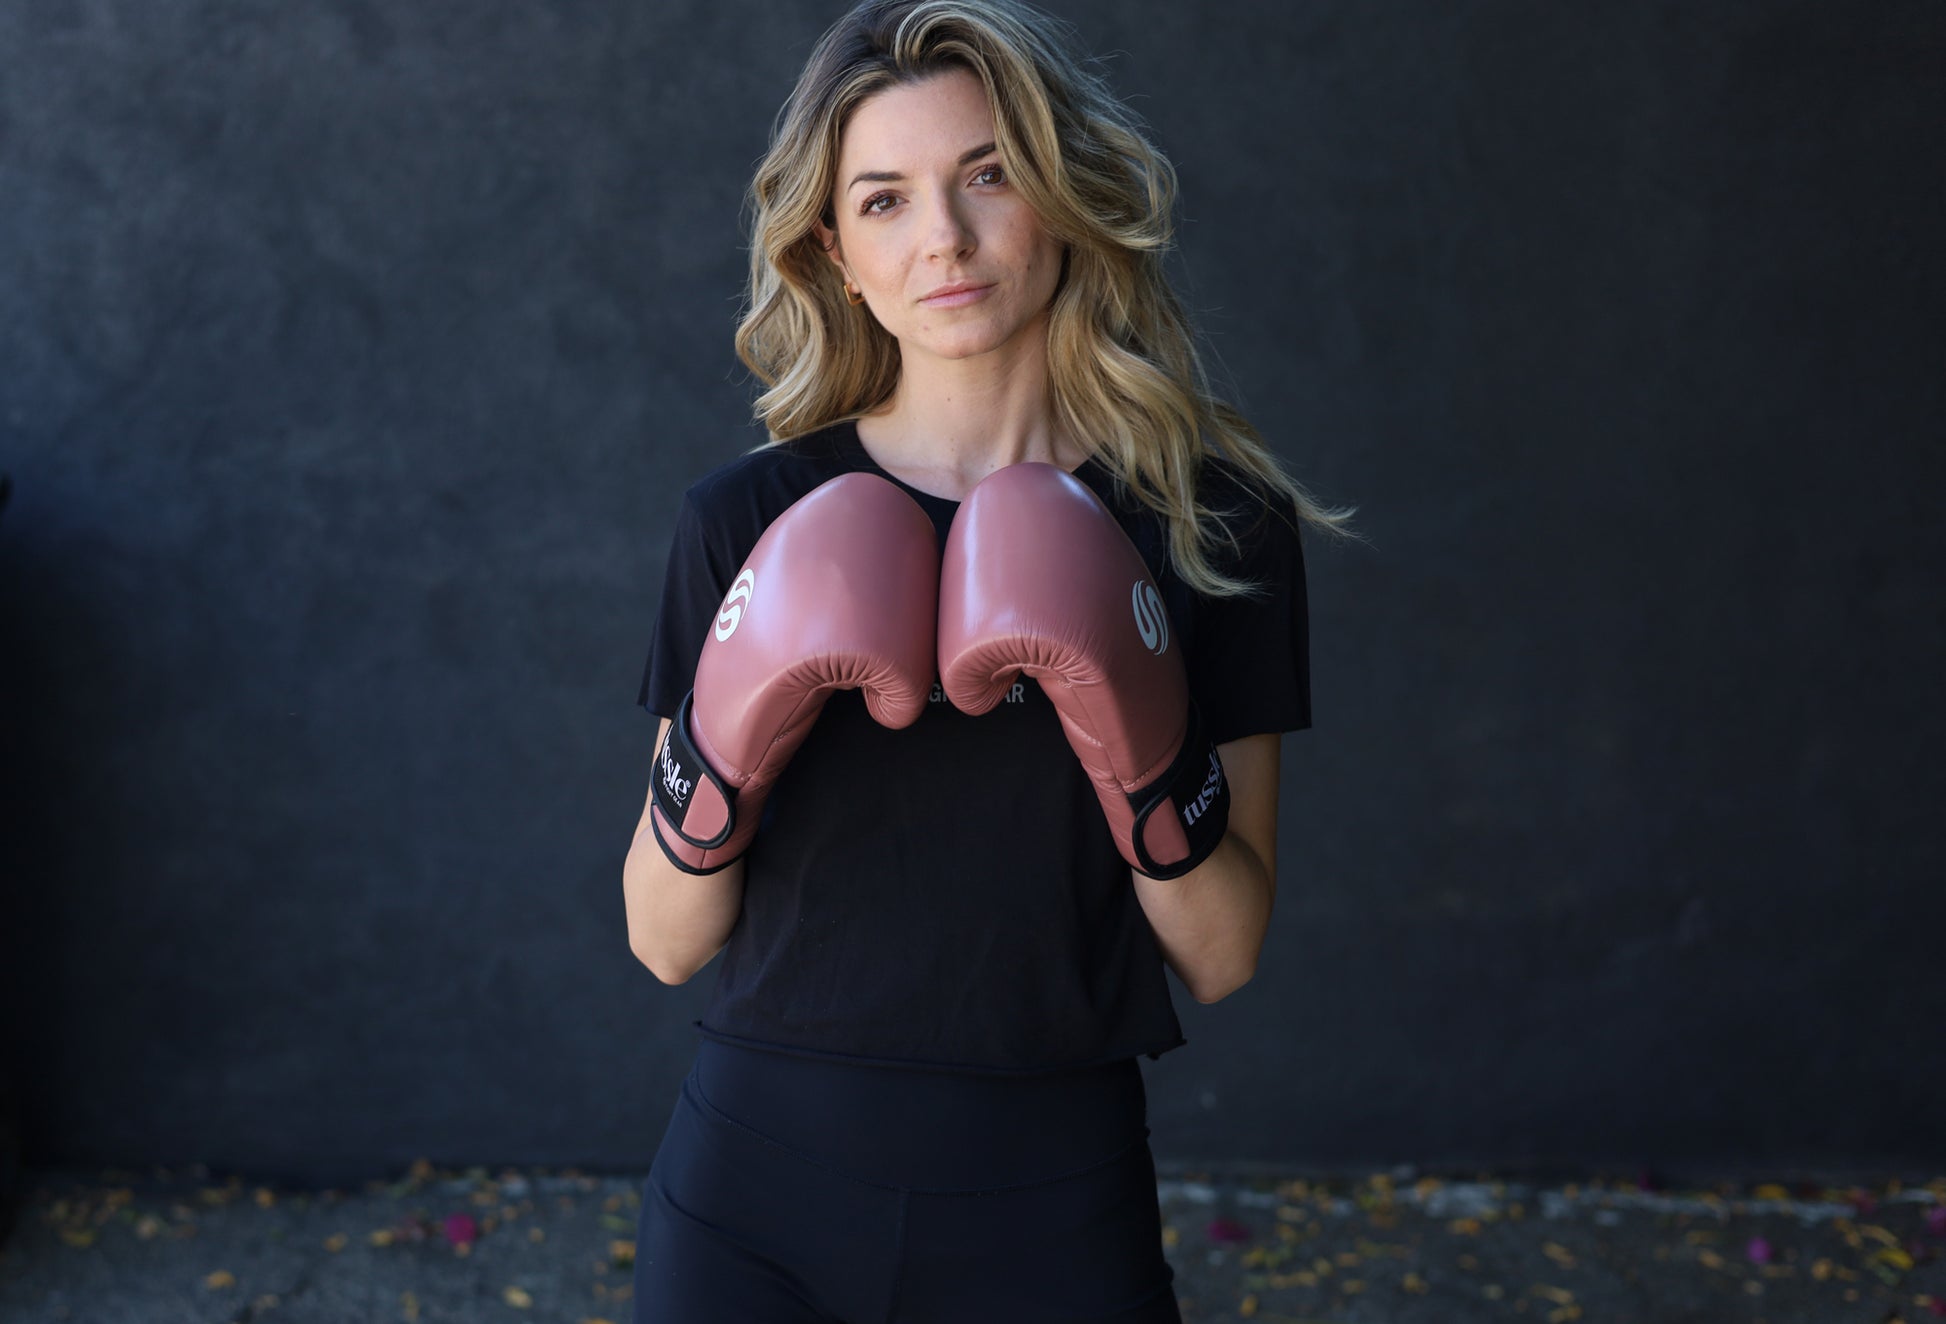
[651,691,737,852]
[1128,703,1230,880]
[649,812,736,876]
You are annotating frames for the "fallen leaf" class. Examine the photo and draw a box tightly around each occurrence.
[1876,1246,1916,1272]
[1208,1218,1251,1245]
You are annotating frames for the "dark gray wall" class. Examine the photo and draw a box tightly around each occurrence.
[1,0,1940,1187]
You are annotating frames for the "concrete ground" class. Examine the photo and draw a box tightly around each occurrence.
[1,1162,1942,1323]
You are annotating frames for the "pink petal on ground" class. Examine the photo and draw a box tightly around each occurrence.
[1746,1237,1773,1264]
[442,1213,479,1246]
[1206,1218,1251,1245]
[1925,1206,1946,1238]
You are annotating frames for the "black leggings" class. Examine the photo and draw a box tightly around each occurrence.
[631,1035,1182,1323]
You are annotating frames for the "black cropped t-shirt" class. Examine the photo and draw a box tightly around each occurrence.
[636,418,1311,1074]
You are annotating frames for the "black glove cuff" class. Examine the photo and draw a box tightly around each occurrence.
[650,690,737,853]
[1128,702,1230,881]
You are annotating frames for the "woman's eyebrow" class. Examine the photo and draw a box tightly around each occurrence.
[847,142,998,190]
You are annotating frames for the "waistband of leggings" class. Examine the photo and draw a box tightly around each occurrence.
[687,1033,1150,1190]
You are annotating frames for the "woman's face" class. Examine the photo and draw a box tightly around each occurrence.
[816,67,1065,366]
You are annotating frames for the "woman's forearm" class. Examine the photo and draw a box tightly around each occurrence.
[623,716,747,984]
[623,830,745,984]
[1130,828,1275,1004]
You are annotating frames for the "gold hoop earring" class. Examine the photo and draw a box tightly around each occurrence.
[845,282,865,307]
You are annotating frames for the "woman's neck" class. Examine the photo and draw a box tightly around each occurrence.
[855,327,1087,501]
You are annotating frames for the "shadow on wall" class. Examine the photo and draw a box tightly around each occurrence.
[0,462,121,1236]
[1,467,20,1252]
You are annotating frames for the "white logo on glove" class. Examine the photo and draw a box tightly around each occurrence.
[1181,750,1224,825]
[715,569,756,642]
[659,743,693,806]
[1132,580,1168,655]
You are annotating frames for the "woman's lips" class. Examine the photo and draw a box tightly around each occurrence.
[920,284,994,308]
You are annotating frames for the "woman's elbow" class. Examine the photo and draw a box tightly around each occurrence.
[630,940,693,986]
[1189,963,1257,1005]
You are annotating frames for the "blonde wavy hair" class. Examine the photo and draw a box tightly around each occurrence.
[734,0,1358,596]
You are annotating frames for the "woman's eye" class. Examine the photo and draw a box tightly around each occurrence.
[858,166,1003,217]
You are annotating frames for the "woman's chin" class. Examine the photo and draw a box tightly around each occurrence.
[900,326,1033,364]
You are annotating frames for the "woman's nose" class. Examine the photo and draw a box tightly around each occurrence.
[921,194,976,262]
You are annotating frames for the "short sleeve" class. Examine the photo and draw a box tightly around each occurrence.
[1186,492,1313,745]
[635,490,735,720]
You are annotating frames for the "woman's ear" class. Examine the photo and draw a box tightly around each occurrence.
[812,209,844,267]
[811,220,858,298]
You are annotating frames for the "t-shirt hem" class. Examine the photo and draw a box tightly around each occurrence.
[1208,713,1313,745]
[692,1021,1187,1075]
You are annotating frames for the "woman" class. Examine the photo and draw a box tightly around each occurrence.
[623,0,1354,1318]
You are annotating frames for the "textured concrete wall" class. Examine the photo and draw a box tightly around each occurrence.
[0,0,1940,1184]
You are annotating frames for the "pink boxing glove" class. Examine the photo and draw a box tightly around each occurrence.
[651,472,939,874]
[937,462,1230,880]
